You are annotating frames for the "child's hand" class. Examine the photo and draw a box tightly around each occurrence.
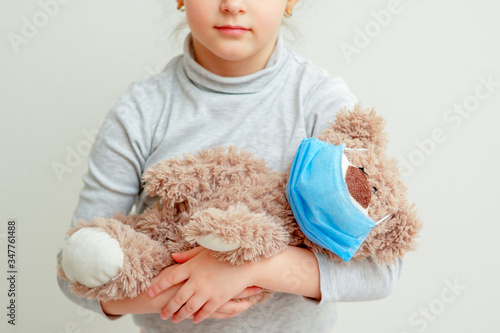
[147,246,257,323]
[101,264,183,316]
[101,261,261,318]
[205,286,263,319]
[169,247,263,320]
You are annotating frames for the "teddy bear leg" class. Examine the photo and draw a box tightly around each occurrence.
[59,217,173,301]
[183,204,290,265]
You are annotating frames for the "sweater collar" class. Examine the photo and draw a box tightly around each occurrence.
[181,33,286,94]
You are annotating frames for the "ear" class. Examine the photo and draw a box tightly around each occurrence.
[328,103,389,149]
[286,0,300,11]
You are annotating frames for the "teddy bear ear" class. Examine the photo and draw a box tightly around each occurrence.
[329,103,389,149]
[142,160,171,199]
[372,205,423,264]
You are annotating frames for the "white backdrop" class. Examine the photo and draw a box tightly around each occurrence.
[1,0,499,332]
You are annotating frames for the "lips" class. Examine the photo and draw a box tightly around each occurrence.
[214,25,251,35]
[215,25,250,30]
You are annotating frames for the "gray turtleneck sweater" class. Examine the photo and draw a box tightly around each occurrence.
[57,34,403,333]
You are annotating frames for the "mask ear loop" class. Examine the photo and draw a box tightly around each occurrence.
[375,214,393,225]
[343,147,369,171]
[344,147,368,152]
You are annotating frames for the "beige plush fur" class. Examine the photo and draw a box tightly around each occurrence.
[58,105,422,302]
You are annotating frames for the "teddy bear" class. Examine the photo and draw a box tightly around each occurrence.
[58,104,422,302]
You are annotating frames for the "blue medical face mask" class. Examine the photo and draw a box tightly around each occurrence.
[286,138,391,262]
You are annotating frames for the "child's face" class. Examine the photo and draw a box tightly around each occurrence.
[182,0,298,75]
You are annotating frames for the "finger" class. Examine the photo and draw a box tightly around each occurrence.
[215,297,258,315]
[192,300,222,324]
[208,311,238,319]
[160,285,195,320]
[148,267,190,297]
[171,246,205,263]
[172,295,207,323]
[150,264,179,285]
[233,286,262,300]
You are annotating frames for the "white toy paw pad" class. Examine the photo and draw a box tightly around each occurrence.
[62,227,124,287]
[196,234,241,252]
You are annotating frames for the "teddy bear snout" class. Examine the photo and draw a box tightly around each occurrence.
[345,166,371,209]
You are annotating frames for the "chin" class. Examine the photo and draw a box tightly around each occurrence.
[215,50,253,63]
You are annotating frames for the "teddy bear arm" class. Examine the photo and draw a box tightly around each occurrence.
[60,216,173,301]
[183,204,291,265]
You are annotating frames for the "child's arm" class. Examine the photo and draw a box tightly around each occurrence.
[172,247,401,304]
[101,284,183,316]
[253,247,402,304]
[146,246,321,324]
[100,265,262,317]
[245,246,321,299]
[148,245,401,323]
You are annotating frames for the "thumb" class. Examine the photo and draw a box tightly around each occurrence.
[171,246,205,263]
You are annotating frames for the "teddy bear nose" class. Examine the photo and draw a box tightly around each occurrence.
[345,166,371,209]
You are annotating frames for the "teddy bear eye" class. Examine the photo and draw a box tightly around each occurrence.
[357,167,368,176]
[371,187,378,195]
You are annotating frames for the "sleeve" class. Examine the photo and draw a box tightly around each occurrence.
[302,75,403,304]
[56,82,155,319]
[313,254,403,304]
[304,74,358,138]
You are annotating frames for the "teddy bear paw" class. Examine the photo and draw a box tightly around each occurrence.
[62,227,124,287]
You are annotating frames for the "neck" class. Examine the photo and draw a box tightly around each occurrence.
[191,37,278,77]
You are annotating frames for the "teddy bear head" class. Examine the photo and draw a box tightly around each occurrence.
[313,105,422,263]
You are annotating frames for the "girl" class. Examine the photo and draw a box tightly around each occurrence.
[57,0,403,332]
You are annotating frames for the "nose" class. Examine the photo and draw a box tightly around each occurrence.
[345,166,371,209]
[220,0,247,15]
